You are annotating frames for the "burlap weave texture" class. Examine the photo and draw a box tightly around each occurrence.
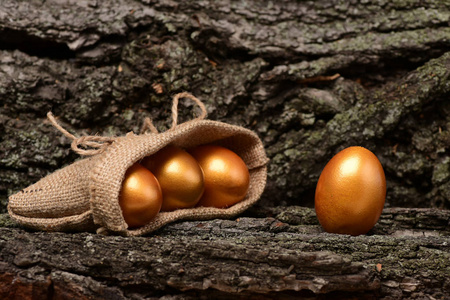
[8,93,269,236]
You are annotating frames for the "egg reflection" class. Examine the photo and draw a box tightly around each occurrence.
[141,145,204,211]
[119,163,162,228]
[315,146,386,236]
[189,145,250,208]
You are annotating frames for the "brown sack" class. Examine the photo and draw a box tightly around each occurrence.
[8,93,269,236]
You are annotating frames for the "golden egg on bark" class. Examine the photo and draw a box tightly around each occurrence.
[189,145,250,208]
[315,146,386,236]
[141,145,204,212]
[119,163,163,228]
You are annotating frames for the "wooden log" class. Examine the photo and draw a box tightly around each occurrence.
[1,0,449,210]
[1,207,449,299]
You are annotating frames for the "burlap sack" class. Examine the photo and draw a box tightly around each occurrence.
[8,93,269,236]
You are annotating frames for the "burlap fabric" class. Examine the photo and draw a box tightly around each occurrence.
[8,93,269,236]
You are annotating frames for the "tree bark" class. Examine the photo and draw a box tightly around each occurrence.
[1,0,449,210]
[1,207,449,299]
[0,0,449,298]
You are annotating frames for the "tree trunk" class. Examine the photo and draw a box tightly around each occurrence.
[0,0,449,299]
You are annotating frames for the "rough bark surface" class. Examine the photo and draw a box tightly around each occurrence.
[0,0,449,299]
[1,207,449,299]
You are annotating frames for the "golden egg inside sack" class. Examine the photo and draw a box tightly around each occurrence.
[141,145,205,212]
[119,163,163,228]
[189,145,250,208]
[315,146,386,236]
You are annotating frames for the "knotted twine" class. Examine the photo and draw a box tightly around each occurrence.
[8,92,269,236]
[47,92,208,156]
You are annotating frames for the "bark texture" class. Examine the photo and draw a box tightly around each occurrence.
[1,207,449,299]
[1,0,449,210]
[0,0,449,299]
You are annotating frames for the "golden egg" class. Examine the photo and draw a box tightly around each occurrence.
[141,145,204,212]
[189,145,250,208]
[119,163,162,228]
[315,146,386,236]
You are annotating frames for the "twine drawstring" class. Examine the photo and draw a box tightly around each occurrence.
[140,117,159,134]
[48,92,208,156]
[140,92,207,134]
[47,112,116,156]
[170,92,207,130]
